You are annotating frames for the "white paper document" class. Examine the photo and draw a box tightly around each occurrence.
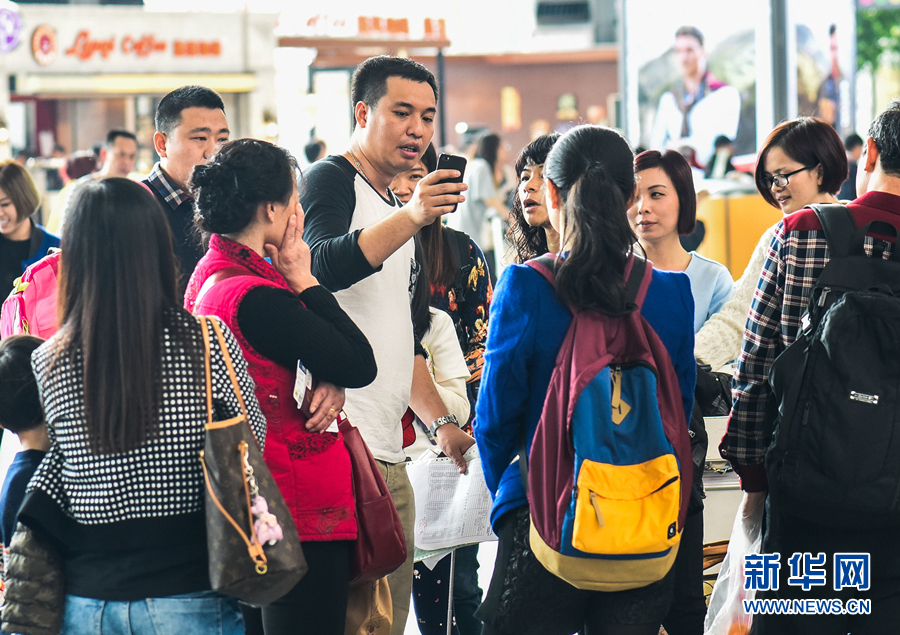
[406,445,497,551]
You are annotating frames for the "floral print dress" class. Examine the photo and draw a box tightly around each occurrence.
[429,228,493,429]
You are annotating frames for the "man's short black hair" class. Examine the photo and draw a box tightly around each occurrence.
[844,133,863,152]
[304,140,324,163]
[868,100,900,177]
[350,56,438,112]
[713,135,733,149]
[155,85,225,135]
[0,335,45,434]
[106,129,137,146]
[675,25,704,47]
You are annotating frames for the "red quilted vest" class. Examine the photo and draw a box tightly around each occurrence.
[185,234,356,542]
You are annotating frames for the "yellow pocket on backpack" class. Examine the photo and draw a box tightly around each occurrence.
[572,455,680,555]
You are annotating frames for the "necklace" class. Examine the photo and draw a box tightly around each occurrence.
[348,148,391,199]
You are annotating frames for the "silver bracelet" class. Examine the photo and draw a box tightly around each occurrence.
[428,414,459,440]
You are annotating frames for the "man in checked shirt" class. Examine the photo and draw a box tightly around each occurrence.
[722,102,900,633]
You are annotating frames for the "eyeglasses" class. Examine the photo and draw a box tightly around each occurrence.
[761,166,816,189]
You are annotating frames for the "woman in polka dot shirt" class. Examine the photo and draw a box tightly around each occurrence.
[22,178,263,635]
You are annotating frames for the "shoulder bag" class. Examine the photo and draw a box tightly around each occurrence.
[199,317,307,605]
[339,416,407,584]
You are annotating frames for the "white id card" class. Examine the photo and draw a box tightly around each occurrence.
[294,361,339,433]
[293,360,313,409]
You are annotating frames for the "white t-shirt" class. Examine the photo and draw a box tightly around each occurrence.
[650,83,741,165]
[449,157,498,250]
[301,156,416,463]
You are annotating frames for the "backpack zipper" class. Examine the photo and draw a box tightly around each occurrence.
[610,366,632,424]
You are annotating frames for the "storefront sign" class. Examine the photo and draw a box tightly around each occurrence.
[65,30,221,62]
[121,34,166,57]
[282,12,447,41]
[6,8,255,75]
[66,31,114,61]
[0,8,22,54]
[173,40,221,57]
[31,25,57,66]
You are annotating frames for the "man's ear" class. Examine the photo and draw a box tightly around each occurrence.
[354,101,369,130]
[863,136,878,173]
[153,131,167,158]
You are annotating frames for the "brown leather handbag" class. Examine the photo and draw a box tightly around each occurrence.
[199,317,307,605]
[339,416,407,585]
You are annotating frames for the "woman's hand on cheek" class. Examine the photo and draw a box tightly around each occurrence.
[264,212,319,294]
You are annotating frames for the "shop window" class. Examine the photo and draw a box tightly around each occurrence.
[536,1,591,25]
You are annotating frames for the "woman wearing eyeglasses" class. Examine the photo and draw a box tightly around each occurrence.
[694,117,848,371]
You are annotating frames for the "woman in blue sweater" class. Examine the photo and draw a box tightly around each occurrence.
[474,125,695,635]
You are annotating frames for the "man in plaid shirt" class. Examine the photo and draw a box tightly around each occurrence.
[722,102,900,632]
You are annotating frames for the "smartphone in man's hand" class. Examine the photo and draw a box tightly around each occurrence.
[436,153,467,212]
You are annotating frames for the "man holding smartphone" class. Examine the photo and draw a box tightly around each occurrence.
[301,55,472,635]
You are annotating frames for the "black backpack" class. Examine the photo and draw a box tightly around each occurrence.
[766,204,900,528]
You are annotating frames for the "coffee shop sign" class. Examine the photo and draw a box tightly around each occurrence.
[65,30,220,61]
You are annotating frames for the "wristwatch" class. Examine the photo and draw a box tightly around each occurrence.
[428,414,459,440]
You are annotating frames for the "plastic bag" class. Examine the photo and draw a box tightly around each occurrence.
[704,494,765,635]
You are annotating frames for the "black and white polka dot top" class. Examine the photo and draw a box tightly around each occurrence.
[28,312,266,525]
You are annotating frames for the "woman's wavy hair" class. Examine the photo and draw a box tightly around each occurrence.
[506,133,560,263]
[55,178,190,455]
[192,139,299,236]
[543,125,638,314]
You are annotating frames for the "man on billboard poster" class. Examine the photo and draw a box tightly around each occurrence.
[650,26,741,167]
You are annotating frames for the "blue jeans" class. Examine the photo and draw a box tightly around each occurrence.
[61,591,244,635]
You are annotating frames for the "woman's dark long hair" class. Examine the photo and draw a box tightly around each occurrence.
[507,133,560,263]
[416,145,458,292]
[474,133,501,174]
[543,125,638,313]
[56,178,186,455]
[411,238,433,341]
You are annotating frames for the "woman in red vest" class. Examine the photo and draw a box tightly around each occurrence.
[184,139,377,635]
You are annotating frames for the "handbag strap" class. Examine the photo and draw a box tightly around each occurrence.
[200,316,250,427]
[198,316,268,573]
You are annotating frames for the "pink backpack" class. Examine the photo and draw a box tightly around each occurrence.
[1,251,61,339]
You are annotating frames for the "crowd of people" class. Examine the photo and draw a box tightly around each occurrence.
[0,50,897,635]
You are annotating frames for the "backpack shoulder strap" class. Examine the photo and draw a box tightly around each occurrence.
[624,253,652,310]
[518,253,562,494]
[810,203,856,259]
[525,253,560,287]
[446,227,467,271]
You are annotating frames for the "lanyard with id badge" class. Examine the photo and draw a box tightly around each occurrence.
[294,360,338,433]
